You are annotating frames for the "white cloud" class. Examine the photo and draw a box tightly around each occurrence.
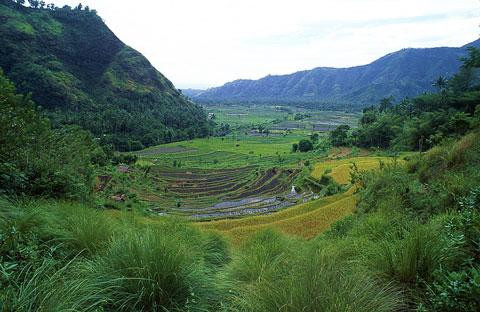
[50,0,480,88]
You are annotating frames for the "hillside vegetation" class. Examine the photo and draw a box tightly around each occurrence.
[0,0,212,151]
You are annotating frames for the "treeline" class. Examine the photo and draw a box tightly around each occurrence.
[10,0,96,13]
[330,47,480,150]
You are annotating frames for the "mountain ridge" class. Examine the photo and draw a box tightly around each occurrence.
[192,39,480,109]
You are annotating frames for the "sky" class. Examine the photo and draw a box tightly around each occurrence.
[50,0,480,89]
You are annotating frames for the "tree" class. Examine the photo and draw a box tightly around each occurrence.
[379,97,394,112]
[360,106,378,125]
[28,0,39,8]
[298,139,314,152]
[433,76,448,92]
[449,47,480,93]
[330,125,351,147]
[0,70,99,199]
[292,143,299,153]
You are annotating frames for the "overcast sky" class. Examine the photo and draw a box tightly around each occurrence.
[50,0,480,89]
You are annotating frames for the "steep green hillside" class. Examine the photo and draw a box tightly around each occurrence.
[195,40,480,110]
[0,0,212,151]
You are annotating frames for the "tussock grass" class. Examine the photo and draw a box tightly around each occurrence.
[87,225,222,311]
[3,259,115,312]
[0,200,229,311]
[366,223,459,285]
[41,202,116,256]
[225,231,405,312]
[224,230,298,284]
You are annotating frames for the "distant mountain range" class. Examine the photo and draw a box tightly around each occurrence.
[188,39,480,110]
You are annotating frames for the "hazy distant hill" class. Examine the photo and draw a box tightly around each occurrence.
[0,0,211,151]
[194,39,480,110]
[182,88,207,98]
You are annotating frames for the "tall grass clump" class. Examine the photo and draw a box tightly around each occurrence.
[2,259,114,312]
[229,242,404,312]
[38,201,116,256]
[88,223,223,311]
[224,229,298,285]
[201,230,231,268]
[367,224,457,286]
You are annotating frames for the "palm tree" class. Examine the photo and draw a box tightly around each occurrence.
[433,76,448,92]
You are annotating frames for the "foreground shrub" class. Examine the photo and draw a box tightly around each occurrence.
[367,223,458,287]
[426,266,480,312]
[89,225,222,311]
[40,202,116,256]
[2,259,113,312]
[230,246,404,312]
[225,230,297,285]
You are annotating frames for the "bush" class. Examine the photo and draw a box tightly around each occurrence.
[229,243,404,312]
[367,224,457,285]
[427,267,480,311]
[89,224,222,311]
[1,259,114,312]
[330,124,351,146]
[298,139,313,152]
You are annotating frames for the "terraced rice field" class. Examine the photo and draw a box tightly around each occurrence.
[135,134,326,169]
[197,188,357,244]
[195,155,406,243]
[311,156,401,184]
[139,166,301,219]
[132,134,329,219]
[128,128,405,241]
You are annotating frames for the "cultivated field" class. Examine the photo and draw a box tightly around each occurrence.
[204,104,360,131]
[118,108,404,241]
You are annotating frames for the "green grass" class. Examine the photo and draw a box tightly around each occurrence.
[137,133,317,169]
[223,230,404,312]
[0,200,228,311]
[3,132,480,310]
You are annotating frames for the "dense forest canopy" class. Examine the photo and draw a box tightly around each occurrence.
[0,0,213,151]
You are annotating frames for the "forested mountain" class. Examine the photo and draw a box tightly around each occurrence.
[195,39,480,110]
[0,0,212,151]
